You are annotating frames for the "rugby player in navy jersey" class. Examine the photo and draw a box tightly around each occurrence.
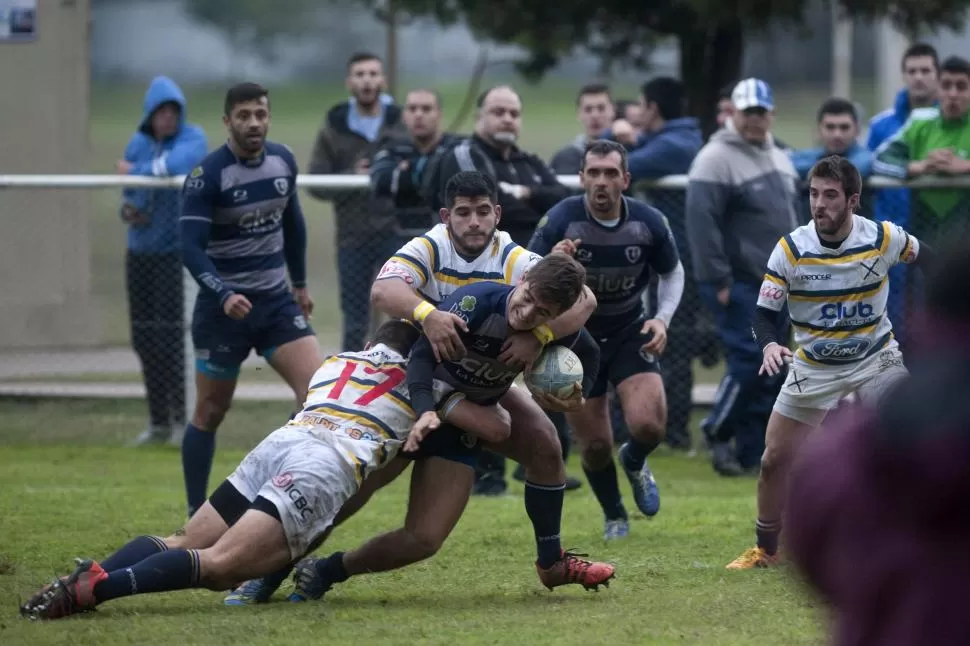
[178,83,322,518]
[529,140,685,539]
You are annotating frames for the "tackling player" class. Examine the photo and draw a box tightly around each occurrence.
[18,321,511,621]
[178,83,322,518]
[726,155,935,569]
[225,171,613,604]
[528,140,685,539]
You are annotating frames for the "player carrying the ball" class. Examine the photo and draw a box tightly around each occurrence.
[227,171,614,605]
[18,321,511,621]
[528,140,685,539]
[726,155,935,569]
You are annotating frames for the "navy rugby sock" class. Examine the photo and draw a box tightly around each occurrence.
[582,462,627,521]
[181,424,216,517]
[313,552,350,585]
[100,535,168,571]
[95,549,201,602]
[621,436,661,471]
[524,481,565,569]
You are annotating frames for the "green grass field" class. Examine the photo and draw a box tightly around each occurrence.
[0,398,824,645]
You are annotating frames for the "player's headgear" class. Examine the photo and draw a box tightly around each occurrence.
[731,78,774,111]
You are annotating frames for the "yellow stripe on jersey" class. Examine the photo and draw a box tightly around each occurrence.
[779,238,797,266]
[388,255,429,283]
[418,237,438,272]
[880,221,892,255]
[788,276,887,302]
[899,234,913,262]
[763,273,785,286]
[491,235,501,257]
[307,378,413,417]
[504,247,525,283]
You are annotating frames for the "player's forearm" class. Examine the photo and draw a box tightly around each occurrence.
[445,400,511,443]
[406,337,439,416]
[654,262,685,328]
[180,218,232,304]
[752,305,783,351]
[371,279,431,323]
[545,286,597,340]
[282,206,308,288]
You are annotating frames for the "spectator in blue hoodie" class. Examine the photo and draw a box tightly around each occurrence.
[117,75,207,447]
[867,43,940,351]
[790,97,873,222]
[605,76,705,451]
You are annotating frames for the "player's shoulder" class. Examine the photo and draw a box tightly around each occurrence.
[626,198,667,225]
[782,223,817,256]
[419,223,450,248]
[196,144,234,171]
[445,281,511,314]
[264,140,299,171]
[184,146,231,192]
[541,195,585,226]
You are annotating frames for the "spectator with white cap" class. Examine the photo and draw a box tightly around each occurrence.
[686,78,800,477]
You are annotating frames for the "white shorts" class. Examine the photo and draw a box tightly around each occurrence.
[226,426,361,560]
[773,345,908,427]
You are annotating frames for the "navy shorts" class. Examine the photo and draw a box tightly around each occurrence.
[192,290,315,379]
[589,318,661,398]
[400,422,480,467]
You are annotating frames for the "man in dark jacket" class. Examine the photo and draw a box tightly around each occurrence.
[431,85,572,247]
[549,83,615,175]
[307,52,408,351]
[369,89,461,239]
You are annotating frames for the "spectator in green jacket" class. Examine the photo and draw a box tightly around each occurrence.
[874,55,970,244]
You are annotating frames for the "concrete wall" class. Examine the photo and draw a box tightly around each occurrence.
[0,0,98,349]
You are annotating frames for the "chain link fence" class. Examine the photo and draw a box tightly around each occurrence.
[0,174,965,439]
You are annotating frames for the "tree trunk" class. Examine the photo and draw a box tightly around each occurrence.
[678,19,744,140]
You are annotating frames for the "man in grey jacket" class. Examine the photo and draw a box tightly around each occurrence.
[686,78,799,476]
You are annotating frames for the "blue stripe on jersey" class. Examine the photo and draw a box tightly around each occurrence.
[436,267,506,281]
[500,241,517,264]
[210,251,286,275]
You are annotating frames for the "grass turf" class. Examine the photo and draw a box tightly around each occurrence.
[0,397,823,645]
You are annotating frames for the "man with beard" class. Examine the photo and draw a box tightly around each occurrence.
[307,52,407,352]
[430,85,573,492]
[529,141,685,538]
[726,155,933,569]
[178,82,321,519]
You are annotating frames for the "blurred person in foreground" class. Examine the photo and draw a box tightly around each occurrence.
[606,77,704,451]
[431,85,573,494]
[790,97,873,222]
[370,88,461,240]
[307,52,407,351]
[686,78,799,476]
[726,155,933,570]
[613,99,644,135]
[867,43,939,349]
[118,75,208,446]
[178,83,320,519]
[785,239,967,646]
[549,83,615,174]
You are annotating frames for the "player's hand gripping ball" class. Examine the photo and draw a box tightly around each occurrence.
[525,345,584,400]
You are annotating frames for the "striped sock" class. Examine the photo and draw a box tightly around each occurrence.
[100,535,168,571]
[95,549,202,603]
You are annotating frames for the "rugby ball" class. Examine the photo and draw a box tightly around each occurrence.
[525,346,583,399]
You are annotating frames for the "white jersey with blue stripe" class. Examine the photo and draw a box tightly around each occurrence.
[757,215,919,367]
[287,344,461,480]
[375,224,542,303]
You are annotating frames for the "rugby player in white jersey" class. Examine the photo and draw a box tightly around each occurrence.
[226,170,613,604]
[19,321,511,620]
[727,155,935,569]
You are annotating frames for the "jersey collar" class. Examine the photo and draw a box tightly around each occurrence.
[227,141,266,167]
[582,194,628,229]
